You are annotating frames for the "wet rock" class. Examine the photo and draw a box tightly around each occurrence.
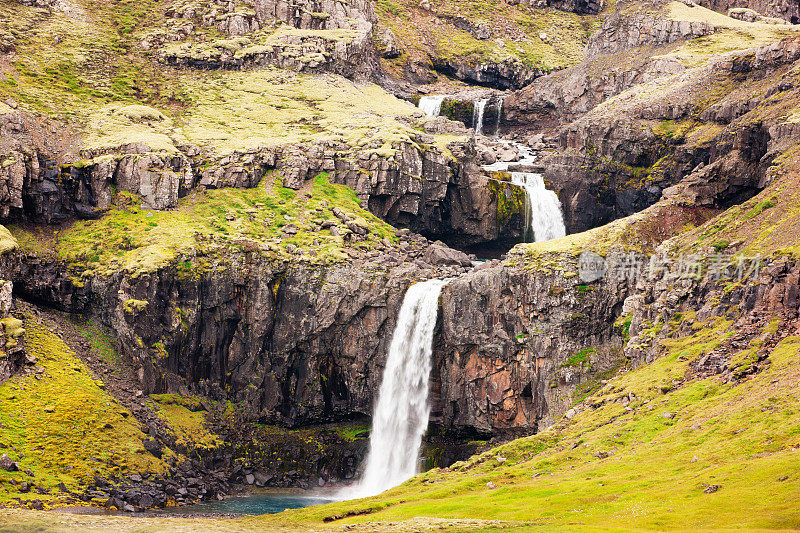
[143,439,163,458]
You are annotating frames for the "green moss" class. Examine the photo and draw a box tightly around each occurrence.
[152,398,220,451]
[0,225,18,256]
[439,99,474,126]
[488,178,525,228]
[0,317,25,349]
[743,198,777,220]
[0,313,172,507]
[122,299,148,314]
[13,173,398,278]
[562,347,595,368]
[150,393,203,411]
[653,118,696,141]
[68,316,123,373]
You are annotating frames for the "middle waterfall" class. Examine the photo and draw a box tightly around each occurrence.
[484,143,566,242]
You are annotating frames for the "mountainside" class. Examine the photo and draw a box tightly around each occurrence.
[1,0,800,528]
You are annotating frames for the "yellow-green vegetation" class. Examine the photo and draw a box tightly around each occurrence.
[78,68,444,158]
[83,104,181,154]
[672,144,800,258]
[262,321,800,531]
[0,312,172,507]
[561,347,595,369]
[68,316,127,379]
[0,0,189,116]
[0,0,457,160]
[0,224,18,255]
[660,2,800,68]
[0,316,25,350]
[123,299,149,314]
[9,173,398,277]
[178,69,434,156]
[509,199,715,276]
[151,395,221,451]
[373,0,605,79]
[162,25,361,64]
[487,178,525,228]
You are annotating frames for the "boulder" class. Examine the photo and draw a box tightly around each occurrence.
[423,244,472,267]
[0,454,19,471]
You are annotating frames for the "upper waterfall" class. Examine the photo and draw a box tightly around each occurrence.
[473,99,488,135]
[509,172,567,242]
[418,96,446,117]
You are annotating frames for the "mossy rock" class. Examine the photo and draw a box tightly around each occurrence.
[440,99,475,128]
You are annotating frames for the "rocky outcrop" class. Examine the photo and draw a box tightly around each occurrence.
[160,30,376,79]
[585,5,715,57]
[505,26,800,233]
[252,0,375,30]
[528,0,606,14]
[432,252,633,433]
[699,0,799,22]
[0,279,27,383]
[1,122,522,245]
[149,0,379,79]
[623,252,800,383]
[429,57,542,91]
[502,1,715,131]
[6,231,471,427]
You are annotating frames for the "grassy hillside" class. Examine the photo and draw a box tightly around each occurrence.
[0,310,175,508]
[374,0,605,85]
[10,173,398,277]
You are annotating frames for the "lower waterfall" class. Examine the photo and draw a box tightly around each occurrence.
[342,278,449,499]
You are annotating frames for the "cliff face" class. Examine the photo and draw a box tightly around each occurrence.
[503,1,800,233]
[2,232,475,427]
[433,258,631,434]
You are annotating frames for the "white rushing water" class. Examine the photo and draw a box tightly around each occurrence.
[493,98,504,137]
[418,95,446,117]
[510,172,566,242]
[473,99,488,135]
[483,142,566,242]
[342,278,449,499]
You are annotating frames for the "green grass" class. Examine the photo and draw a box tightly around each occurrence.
[10,173,398,277]
[259,323,800,531]
[561,347,595,368]
[0,312,173,508]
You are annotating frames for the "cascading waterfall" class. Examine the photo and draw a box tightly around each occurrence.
[473,99,488,135]
[494,98,504,137]
[483,142,566,242]
[510,172,566,242]
[342,278,449,499]
[418,95,446,117]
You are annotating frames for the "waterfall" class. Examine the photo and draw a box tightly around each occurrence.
[510,172,566,242]
[418,96,446,117]
[343,278,449,499]
[494,98,504,137]
[473,99,488,135]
